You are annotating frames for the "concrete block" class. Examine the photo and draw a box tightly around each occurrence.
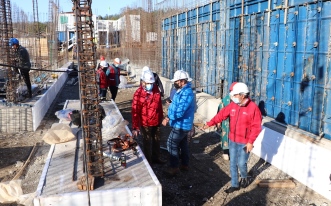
[195,92,221,122]
[0,106,33,133]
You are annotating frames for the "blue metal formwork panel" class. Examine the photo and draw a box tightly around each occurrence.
[218,0,227,89]
[198,4,211,23]
[260,12,270,109]
[171,16,177,30]
[295,4,318,133]
[318,1,331,139]
[228,17,241,83]
[161,30,167,77]
[229,0,269,17]
[185,27,192,74]
[168,29,176,77]
[161,0,331,139]
[188,8,198,26]
[199,23,210,92]
[189,25,198,82]
[178,12,186,27]
[212,1,221,22]
[178,27,186,70]
[208,22,217,96]
[163,17,171,30]
[247,13,265,104]
[238,15,252,84]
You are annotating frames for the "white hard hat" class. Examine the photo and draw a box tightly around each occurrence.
[100,61,108,68]
[114,58,121,65]
[171,70,192,82]
[142,66,150,72]
[141,66,151,80]
[141,71,155,83]
[230,82,249,96]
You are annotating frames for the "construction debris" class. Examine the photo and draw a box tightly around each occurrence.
[77,175,95,191]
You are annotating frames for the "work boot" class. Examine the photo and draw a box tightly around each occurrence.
[240,177,252,188]
[180,165,189,171]
[152,158,167,164]
[225,187,240,193]
[164,167,180,176]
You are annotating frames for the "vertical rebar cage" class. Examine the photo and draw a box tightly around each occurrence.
[0,0,17,102]
[73,0,104,177]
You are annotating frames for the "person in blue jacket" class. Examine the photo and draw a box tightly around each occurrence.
[162,70,195,176]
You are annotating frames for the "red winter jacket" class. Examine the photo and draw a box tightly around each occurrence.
[131,85,163,130]
[96,68,108,89]
[107,65,121,87]
[207,98,262,144]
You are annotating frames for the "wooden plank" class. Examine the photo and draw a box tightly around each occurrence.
[255,179,296,188]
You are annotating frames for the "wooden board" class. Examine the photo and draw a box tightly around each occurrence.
[255,179,296,188]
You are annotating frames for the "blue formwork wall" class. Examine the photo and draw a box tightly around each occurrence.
[162,0,331,140]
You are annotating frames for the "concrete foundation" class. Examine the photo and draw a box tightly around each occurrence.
[0,62,70,132]
[33,100,162,206]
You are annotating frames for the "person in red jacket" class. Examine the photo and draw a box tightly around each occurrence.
[96,61,108,101]
[131,70,165,165]
[106,58,121,101]
[203,82,262,193]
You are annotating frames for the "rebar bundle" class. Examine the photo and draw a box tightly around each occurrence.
[32,0,41,69]
[0,0,18,102]
[73,0,104,177]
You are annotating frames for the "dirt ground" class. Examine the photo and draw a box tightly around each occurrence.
[0,76,330,206]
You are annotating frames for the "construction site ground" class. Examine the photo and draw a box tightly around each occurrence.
[0,76,330,206]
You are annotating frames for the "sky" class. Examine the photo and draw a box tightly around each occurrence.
[10,0,138,20]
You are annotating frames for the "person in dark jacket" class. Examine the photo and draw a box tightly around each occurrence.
[10,38,32,98]
[96,61,109,101]
[132,70,164,165]
[203,82,262,193]
[106,58,121,101]
[141,66,164,97]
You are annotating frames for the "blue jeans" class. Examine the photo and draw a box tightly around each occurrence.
[99,88,107,98]
[167,128,189,168]
[229,139,250,187]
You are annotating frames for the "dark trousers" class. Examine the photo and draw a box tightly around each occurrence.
[139,126,161,164]
[109,86,118,101]
[21,70,31,95]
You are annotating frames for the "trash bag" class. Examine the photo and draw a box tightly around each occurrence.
[0,180,23,204]
[55,109,74,121]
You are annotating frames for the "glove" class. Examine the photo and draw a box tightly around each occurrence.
[132,130,139,138]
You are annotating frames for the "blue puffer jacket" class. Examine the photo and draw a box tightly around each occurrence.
[168,82,195,131]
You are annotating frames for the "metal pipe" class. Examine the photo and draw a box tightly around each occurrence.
[241,0,244,30]
[284,0,288,25]
[267,0,271,27]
